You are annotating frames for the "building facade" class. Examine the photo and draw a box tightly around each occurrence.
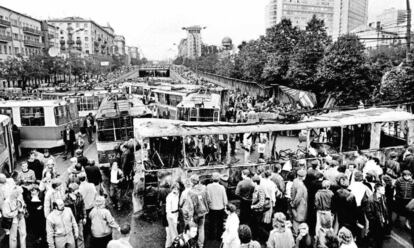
[41,21,59,54]
[182,26,204,59]
[351,23,398,49]
[114,35,126,55]
[265,0,335,36]
[333,0,369,40]
[48,17,115,60]
[376,8,408,44]
[0,5,45,61]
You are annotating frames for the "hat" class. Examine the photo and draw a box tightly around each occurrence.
[403,170,412,176]
[95,196,106,207]
[212,172,220,181]
[297,169,306,177]
[190,174,199,184]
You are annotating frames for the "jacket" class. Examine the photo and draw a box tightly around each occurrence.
[62,129,76,144]
[395,177,414,199]
[314,189,334,211]
[181,184,210,221]
[291,178,308,222]
[46,208,79,248]
[235,178,255,201]
[332,188,358,226]
[251,185,266,211]
[64,193,86,222]
[85,165,102,186]
[79,181,97,210]
[44,188,65,217]
[89,207,119,238]
[365,194,389,229]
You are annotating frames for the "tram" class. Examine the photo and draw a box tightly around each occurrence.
[0,100,79,149]
[0,115,15,174]
[131,108,414,212]
[95,93,153,168]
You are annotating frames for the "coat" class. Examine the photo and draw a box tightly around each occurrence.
[62,129,76,144]
[291,178,308,222]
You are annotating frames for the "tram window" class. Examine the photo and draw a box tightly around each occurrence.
[20,107,45,126]
[148,136,183,169]
[381,121,408,148]
[54,106,70,125]
[342,124,371,152]
[199,109,214,122]
[0,107,12,120]
[97,116,133,142]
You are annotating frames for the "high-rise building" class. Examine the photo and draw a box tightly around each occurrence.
[48,17,115,59]
[332,0,369,40]
[182,26,204,59]
[0,5,48,61]
[265,0,335,36]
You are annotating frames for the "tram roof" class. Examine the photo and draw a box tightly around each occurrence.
[0,99,70,107]
[134,108,414,138]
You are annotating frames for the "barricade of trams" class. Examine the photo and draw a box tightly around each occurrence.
[130,108,414,212]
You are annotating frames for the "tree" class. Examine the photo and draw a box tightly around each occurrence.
[287,15,331,90]
[214,55,236,78]
[236,37,267,82]
[261,19,301,85]
[316,34,376,105]
[380,64,414,101]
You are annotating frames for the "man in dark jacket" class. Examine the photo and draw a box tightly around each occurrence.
[402,147,414,174]
[394,170,414,225]
[120,145,134,181]
[332,175,358,237]
[365,182,389,248]
[235,169,255,225]
[76,149,89,168]
[63,124,76,158]
[84,160,103,194]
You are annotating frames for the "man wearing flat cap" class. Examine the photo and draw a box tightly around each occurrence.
[291,169,308,235]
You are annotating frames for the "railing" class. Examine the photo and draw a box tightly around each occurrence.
[0,19,11,27]
[22,27,41,36]
[0,34,12,42]
[24,39,43,48]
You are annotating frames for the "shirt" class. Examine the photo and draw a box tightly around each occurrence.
[107,238,133,248]
[206,182,228,210]
[111,169,120,184]
[166,192,179,219]
[79,181,97,210]
[46,208,79,248]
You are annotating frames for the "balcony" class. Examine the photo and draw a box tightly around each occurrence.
[23,27,41,36]
[24,39,43,48]
[0,19,11,28]
[0,34,12,43]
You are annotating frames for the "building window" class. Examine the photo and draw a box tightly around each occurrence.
[86,50,89,54]
[20,107,45,126]
[14,47,19,54]
[4,45,7,54]
[54,106,70,125]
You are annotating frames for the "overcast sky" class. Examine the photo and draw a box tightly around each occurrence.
[1,0,412,60]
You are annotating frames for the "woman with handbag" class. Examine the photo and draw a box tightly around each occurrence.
[2,187,27,248]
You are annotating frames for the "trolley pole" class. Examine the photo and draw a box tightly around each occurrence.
[407,0,412,62]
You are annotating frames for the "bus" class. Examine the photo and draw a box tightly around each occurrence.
[95,93,153,169]
[0,100,79,149]
[0,115,15,174]
[131,108,414,212]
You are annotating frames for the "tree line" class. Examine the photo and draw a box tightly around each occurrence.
[174,16,414,106]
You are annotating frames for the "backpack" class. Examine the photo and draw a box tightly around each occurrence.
[188,186,209,219]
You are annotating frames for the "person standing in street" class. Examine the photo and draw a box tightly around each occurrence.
[2,187,26,248]
[84,113,94,144]
[46,199,79,248]
[235,169,255,225]
[291,169,308,235]
[206,172,228,241]
[181,174,210,248]
[365,182,390,248]
[110,161,124,211]
[107,223,132,248]
[64,183,87,248]
[44,179,65,218]
[165,183,180,248]
[63,124,76,159]
[85,160,103,195]
[89,196,120,247]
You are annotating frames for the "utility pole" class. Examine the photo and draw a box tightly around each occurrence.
[407,0,411,62]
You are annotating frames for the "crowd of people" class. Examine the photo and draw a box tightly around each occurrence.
[0,144,135,248]
[157,146,414,248]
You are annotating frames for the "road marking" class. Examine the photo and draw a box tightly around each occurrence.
[391,231,412,247]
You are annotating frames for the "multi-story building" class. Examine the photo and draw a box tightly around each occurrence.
[265,0,335,36]
[376,8,408,44]
[127,46,139,59]
[114,35,125,55]
[182,26,204,59]
[48,17,115,60]
[351,23,399,49]
[177,38,188,58]
[332,0,369,40]
[41,21,59,54]
[0,5,45,61]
